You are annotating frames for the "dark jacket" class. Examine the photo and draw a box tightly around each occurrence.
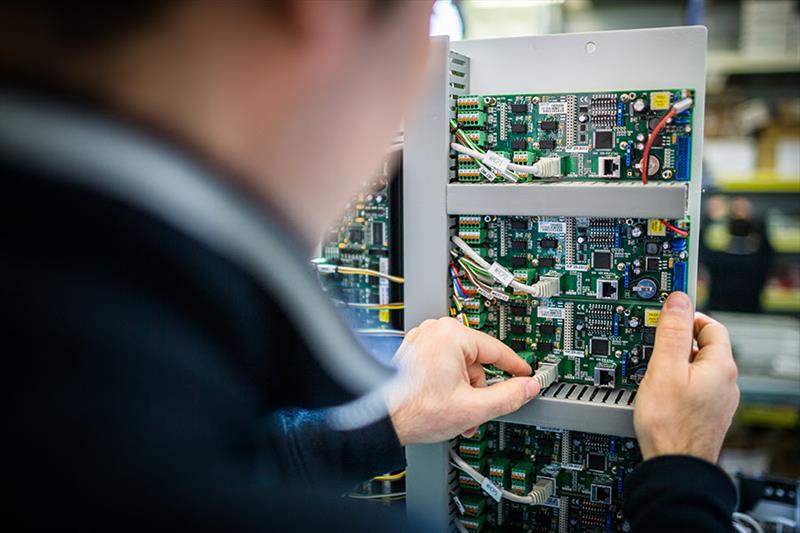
[0,87,736,532]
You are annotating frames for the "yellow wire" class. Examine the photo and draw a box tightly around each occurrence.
[373,470,406,482]
[347,302,405,310]
[336,267,405,284]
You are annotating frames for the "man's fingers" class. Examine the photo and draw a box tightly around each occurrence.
[460,377,539,423]
[649,292,694,375]
[693,313,735,371]
[459,324,532,376]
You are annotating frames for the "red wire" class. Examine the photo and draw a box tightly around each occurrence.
[450,264,469,296]
[640,108,676,184]
[661,219,689,237]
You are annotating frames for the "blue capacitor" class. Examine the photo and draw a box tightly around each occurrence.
[671,238,687,251]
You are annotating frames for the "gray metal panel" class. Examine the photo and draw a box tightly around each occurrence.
[403,37,459,532]
[447,181,687,218]
[496,384,636,438]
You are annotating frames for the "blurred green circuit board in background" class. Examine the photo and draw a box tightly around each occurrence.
[455,89,694,182]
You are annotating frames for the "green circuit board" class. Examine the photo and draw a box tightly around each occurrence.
[456,421,642,532]
[320,157,402,329]
[455,89,694,182]
[453,214,691,388]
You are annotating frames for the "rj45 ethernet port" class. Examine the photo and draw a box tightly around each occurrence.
[594,366,616,388]
[591,483,613,504]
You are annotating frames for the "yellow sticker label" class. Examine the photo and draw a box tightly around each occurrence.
[379,310,390,323]
[650,92,671,111]
[645,308,661,327]
[648,219,666,237]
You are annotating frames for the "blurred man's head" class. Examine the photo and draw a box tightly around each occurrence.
[1,1,434,243]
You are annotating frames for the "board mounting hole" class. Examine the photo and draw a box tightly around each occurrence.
[585,41,597,54]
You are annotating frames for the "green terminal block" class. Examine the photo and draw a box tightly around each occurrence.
[459,513,486,532]
[462,130,487,148]
[458,439,488,459]
[462,297,484,314]
[457,95,486,111]
[458,228,486,244]
[466,312,487,329]
[459,494,487,517]
[457,110,488,129]
[488,456,511,488]
[510,461,534,496]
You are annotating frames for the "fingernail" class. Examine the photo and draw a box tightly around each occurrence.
[526,379,539,399]
[665,292,690,312]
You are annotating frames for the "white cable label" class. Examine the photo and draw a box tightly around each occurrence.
[488,262,515,287]
[539,102,568,114]
[563,350,585,359]
[537,307,565,319]
[481,478,503,502]
[453,495,466,515]
[491,290,510,302]
[478,165,496,182]
[477,287,494,300]
[316,264,337,274]
[483,151,511,172]
[538,221,566,234]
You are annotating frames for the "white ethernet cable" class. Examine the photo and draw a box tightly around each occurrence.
[450,450,555,506]
[451,235,561,298]
[532,360,560,390]
[451,143,561,178]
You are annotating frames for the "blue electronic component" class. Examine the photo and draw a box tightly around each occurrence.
[616,100,624,126]
[613,313,620,337]
[625,143,632,167]
[671,238,687,251]
[675,136,691,181]
[623,265,630,289]
[673,261,687,292]
[615,224,621,248]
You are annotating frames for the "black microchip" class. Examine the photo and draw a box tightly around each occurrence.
[511,103,528,113]
[538,257,555,268]
[368,248,389,256]
[536,341,554,353]
[579,135,587,143]
[642,328,656,345]
[594,130,614,150]
[652,135,664,147]
[510,339,527,352]
[539,120,558,131]
[511,123,528,134]
[646,257,660,271]
[372,222,384,246]
[539,139,556,150]
[593,251,612,270]
[511,219,528,230]
[512,139,528,150]
[579,124,587,131]
[645,242,661,256]
[511,256,528,267]
[511,239,527,250]
[538,324,556,335]
[510,305,527,316]
[587,453,607,471]
[349,228,364,243]
[539,238,558,249]
[510,324,527,335]
[579,106,589,113]
[590,338,610,356]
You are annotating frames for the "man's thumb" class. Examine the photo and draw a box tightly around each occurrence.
[465,377,540,422]
[650,292,694,373]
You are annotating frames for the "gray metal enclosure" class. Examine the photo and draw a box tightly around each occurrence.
[403,27,707,531]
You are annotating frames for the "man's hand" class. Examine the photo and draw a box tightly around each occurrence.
[388,317,539,445]
[634,292,740,463]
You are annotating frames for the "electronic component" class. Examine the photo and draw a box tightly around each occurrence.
[510,103,528,113]
[536,341,554,353]
[587,453,607,472]
[537,257,555,268]
[633,278,658,300]
[596,279,618,300]
[538,324,556,335]
[510,324,527,335]
[538,139,556,150]
[539,238,558,249]
[597,155,621,178]
[645,257,660,271]
[511,122,528,134]
[511,139,527,150]
[593,130,614,150]
[592,251,612,270]
[511,239,528,250]
[511,256,528,267]
[590,483,613,504]
[539,120,558,131]
[589,338,610,356]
